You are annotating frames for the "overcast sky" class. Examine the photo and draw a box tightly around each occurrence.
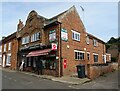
[0,2,118,42]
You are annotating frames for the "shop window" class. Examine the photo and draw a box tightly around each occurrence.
[74,50,85,60]
[27,57,32,67]
[72,30,80,41]
[44,60,56,70]
[93,54,98,62]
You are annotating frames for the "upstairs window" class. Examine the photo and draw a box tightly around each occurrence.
[22,36,29,45]
[31,32,40,42]
[72,30,80,41]
[93,39,98,46]
[74,50,85,60]
[86,36,90,44]
[8,42,11,50]
[4,44,6,52]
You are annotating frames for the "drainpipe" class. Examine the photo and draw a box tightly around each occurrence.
[59,22,63,77]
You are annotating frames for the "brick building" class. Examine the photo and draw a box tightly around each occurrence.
[0,32,18,70]
[0,6,111,77]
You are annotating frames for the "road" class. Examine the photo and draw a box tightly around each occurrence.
[1,69,119,89]
[2,70,70,89]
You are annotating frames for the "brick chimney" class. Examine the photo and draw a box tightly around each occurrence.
[17,19,24,38]
[17,19,24,31]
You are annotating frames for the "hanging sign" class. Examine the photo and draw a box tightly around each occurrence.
[52,43,57,50]
[63,59,67,69]
[61,28,68,42]
[49,30,56,42]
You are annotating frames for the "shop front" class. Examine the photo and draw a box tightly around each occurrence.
[19,43,59,76]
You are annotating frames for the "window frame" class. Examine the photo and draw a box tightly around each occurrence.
[74,50,85,60]
[4,44,6,52]
[71,30,80,41]
[8,42,11,50]
[22,36,29,45]
[6,53,11,66]
[93,53,98,62]
[93,39,98,47]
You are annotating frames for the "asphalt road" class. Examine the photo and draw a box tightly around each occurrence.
[2,70,71,89]
[1,68,119,90]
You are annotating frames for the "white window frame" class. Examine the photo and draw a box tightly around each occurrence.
[71,30,80,41]
[6,53,11,66]
[22,36,29,45]
[31,32,40,42]
[86,36,90,44]
[4,44,6,52]
[74,50,85,60]
[93,39,98,46]
[8,42,11,50]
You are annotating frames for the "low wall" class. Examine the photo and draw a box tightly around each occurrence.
[87,62,118,80]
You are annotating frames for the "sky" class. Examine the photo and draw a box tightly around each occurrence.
[0,1,118,42]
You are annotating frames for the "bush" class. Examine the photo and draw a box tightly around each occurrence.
[111,57,117,62]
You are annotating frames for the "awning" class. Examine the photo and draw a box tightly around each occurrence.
[26,49,52,57]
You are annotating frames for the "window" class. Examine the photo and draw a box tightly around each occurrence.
[93,39,98,46]
[0,55,2,65]
[31,32,40,42]
[93,53,98,62]
[86,36,90,44]
[6,53,11,66]
[8,42,11,50]
[4,44,6,52]
[102,55,106,63]
[72,30,80,41]
[22,36,29,44]
[49,30,56,42]
[87,52,90,60]
[74,50,85,60]
[0,45,2,52]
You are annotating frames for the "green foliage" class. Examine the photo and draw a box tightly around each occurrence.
[111,57,117,62]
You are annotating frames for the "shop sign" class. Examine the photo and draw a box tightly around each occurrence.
[61,28,68,42]
[52,43,57,50]
[63,59,67,69]
[49,30,56,42]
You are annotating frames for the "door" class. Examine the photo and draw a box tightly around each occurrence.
[2,55,6,67]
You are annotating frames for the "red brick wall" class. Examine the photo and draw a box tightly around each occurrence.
[87,63,118,79]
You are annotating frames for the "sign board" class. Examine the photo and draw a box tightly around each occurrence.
[61,28,68,42]
[52,43,57,50]
[49,30,56,42]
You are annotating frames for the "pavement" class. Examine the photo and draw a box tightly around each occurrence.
[1,67,91,85]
